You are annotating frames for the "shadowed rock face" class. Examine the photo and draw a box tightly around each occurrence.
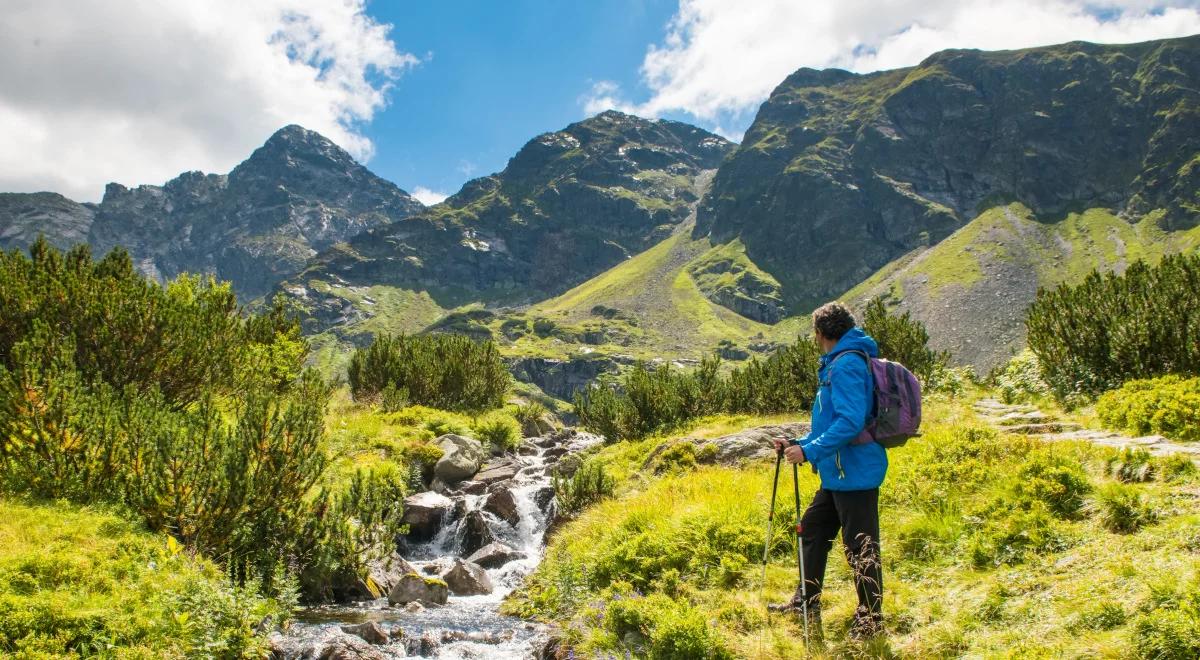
[697,35,1200,313]
[287,110,734,331]
[0,125,424,299]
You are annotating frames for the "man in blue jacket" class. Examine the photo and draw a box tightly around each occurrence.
[771,301,885,639]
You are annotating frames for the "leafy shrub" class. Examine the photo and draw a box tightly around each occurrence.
[514,400,549,426]
[1092,483,1158,534]
[1132,579,1200,659]
[993,349,1050,403]
[347,333,510,412]
[378,383,409,413]
[299,465,408,601]
[472,412,522,451]
[604,592,734,660]
[966,504,1070,567]
[1106,448,1157,483]
[1097,375,1200,442]
[1161,454,1198,482]
[553,462,616,516]
[651,442,699,474]
[0,243,329,593]
[1013,450,1092,519]
[862,297,948,382]
[1026,253,1200,401]
[1072,601,1127,631]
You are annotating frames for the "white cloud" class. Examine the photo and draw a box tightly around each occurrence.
[587,0,1200,131]
[410,186,449,206]
[0,0,418,201]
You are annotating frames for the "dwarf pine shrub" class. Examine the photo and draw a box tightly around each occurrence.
[472,411,522,451]
[347,332,510,411]
[1092,483,1158,534]
[1026,253,1200,401]
[553,462,616,516]
[1096,375,1200,442]
[993,349,1050,403]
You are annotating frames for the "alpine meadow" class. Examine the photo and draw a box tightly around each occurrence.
[0,8,1198,660]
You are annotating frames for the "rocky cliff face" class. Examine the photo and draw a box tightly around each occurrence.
[289,111,734,331]
[1,126,424,299]
[697,35,1200,313]
[0,192,95,252]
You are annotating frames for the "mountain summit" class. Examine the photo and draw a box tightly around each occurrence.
[1,126,425,299]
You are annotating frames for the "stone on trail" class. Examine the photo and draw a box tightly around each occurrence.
[387,573,448,606]
[442,558,494,596]
[340,621,389,645]
[467,541,527,568]
[434,434,486,484]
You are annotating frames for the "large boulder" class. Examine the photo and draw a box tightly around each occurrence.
[532,485,556,515]
[521,412,560,438]
[644,423,811,467]
[467,541,527,569]
[474,459,520,484]
[434,434,486,484]
[461,510,495,555]
[387,573,449,606]
[401,491,454,542]
[483,488,521,526]
[356,553,419,600]
[442,559,494,596]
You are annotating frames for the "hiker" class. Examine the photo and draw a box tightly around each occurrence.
[771,301,886,640]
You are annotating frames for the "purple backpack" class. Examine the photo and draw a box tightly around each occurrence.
[836,350,922,449]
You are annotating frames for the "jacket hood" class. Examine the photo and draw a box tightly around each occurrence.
[822,327,879,364]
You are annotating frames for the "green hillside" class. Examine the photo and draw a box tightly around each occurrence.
[845,203,1200,372]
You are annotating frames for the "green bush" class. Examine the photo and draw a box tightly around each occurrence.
[1092,483,1158,534]
[1073,601,1127,631]
[1013,450,1092,519]
[1106,448,1157,483]
[472,412,522,451]
[553,462,616,517]
[1132,579,1200,659]
[862,297,948,382]
[966,504,1070,567]
[1026,253,1200,401]
[604,592,734,660]
[347,333,510,412]
[299,465,408,601]
[1097,375,1200,442]
[993,349,1049,403]
[0,242,328,594]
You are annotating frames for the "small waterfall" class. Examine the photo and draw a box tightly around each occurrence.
[273,430,601,659]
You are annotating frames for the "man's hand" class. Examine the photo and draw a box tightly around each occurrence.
[772,438,807,464]
[784,444,807,465]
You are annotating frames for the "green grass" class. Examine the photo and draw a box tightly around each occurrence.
[507,393,1200,658]
[0,499,284,659]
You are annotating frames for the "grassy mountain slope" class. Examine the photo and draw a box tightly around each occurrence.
[845,203,1200,372]
[696,34,1200,320]
[508,398,1200,658]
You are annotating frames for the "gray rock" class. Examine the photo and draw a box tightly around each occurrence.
[314,632,389,660]
[340,622,389,645]
[434,434,486,484]
[483,488,521,526]
[467,541,527,569]
[642,423,811,466]
[442,559,494,596]
[549,454,583,479]
[542,446,569,459]
[459,480,487,495]
[532,485,557,514]
[356,553,419,600]
[474,459,520,484]
[461,510,495,555]
[400,491,453,541]
[387,573,448,606]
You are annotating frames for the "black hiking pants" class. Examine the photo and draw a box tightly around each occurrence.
[792,487,882,616]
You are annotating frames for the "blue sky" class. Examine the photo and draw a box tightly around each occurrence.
[361,0,683,202]
[3,1,1197,202]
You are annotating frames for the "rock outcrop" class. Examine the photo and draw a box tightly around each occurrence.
[442,559,494,596]
[434,434,486,484]
[400,491,454,542]
[387,573,448,606]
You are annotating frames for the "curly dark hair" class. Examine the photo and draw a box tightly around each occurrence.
[812,301,856,340]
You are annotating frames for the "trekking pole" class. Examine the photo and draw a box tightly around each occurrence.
[793,461,810,646]
[761,445,784,609]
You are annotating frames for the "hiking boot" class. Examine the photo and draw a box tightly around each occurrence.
[767,600,802,613]
[848,608,883,641]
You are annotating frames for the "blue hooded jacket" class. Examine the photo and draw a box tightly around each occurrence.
[796,327,887,491]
